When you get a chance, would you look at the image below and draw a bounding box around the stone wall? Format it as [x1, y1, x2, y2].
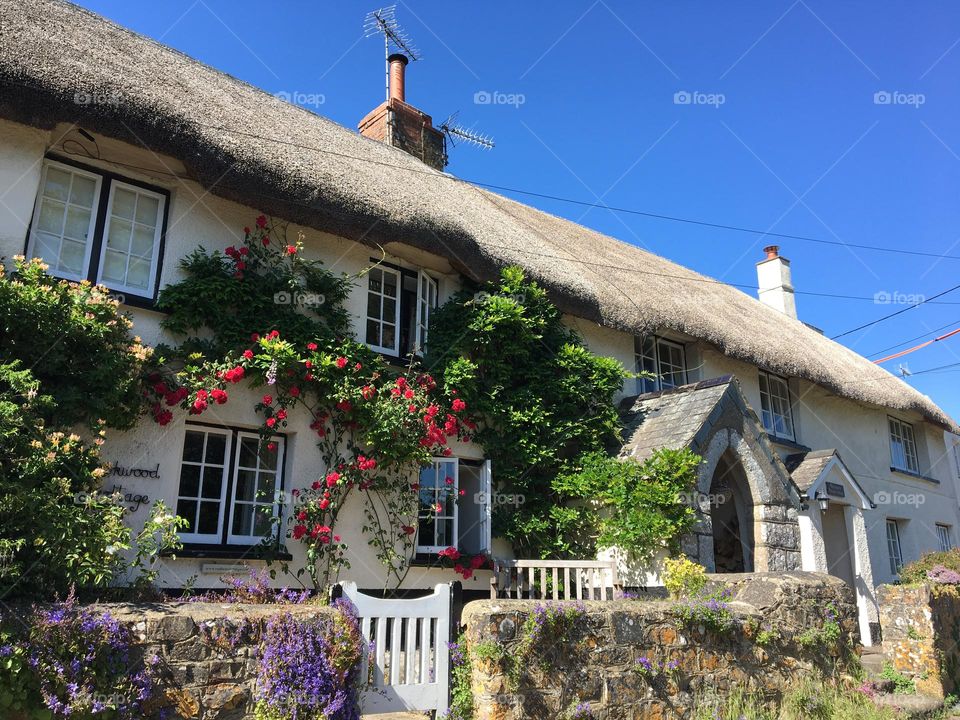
[39, 602, 336, 720]
[462, 572, 859, 720]
[878, 583, 960, 698]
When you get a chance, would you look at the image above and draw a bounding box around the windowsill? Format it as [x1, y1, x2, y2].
[889, 467, 940, 484]
[765, 434, 811, 452]
[163, 544, 293, 561]
[40, 271, 164, 313]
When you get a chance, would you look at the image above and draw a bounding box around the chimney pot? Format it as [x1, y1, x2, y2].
[388, 53, 408, 103]
[756, 246, 797, 319]
[763, 245, 780, 260]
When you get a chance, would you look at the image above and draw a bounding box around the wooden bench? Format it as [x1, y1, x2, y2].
[489, 559, 622, 601]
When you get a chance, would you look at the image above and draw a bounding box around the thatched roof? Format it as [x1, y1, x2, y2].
[1, 0, 955, 430]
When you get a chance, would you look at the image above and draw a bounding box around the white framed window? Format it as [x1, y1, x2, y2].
[937, 524, 953, 552]
[27, 160, 102, 281]
[96, 181, 165, 295]
[175, 425, 285, 546]
[889, 417, 919, 474]
[759, 371, 795, 441]
[635, 335, 687, 393]
[414, 270, 438, 355]
[175, 427, 232, 544]
[227, 432, 285, 545]
[416, 457, 492, 556]
[27, 158, 167, 300]
[365, 263, 440, 358]
[886, 519, 904, 577]
[365, 266, 401, 354]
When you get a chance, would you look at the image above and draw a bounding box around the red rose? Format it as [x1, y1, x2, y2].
[293, 524, 306, 539]
[307, 342, 318, 351]
[404, 389, 415, 399]
[333, 535, 341, 543]
[285, 245, 296, 255]
[326, 472, 340, 488]
[239, 247, 249, 256]
[251, 333, 260, 342]
[470, 554, 485, 569]
[461, 568, 474, 580]
[210, 389, 228, 404]
[244, 226, 251, 235]
[452, 398, 466, 412]
[235, 261, 246, 271]
[262, 236, 270, 246]
[454, 564, 464, 574]
[267, 442, 277, 452]
[311, 481, 321, 490]
[266, 417, 276, 428]
[276, 409, 287, 421]
[256, 215, 267, 228]
[336, 400, 352, 412]
[361, 386, 375, 400]
[354, 362, 362, 371]
[401, 525, 416, 536]
[319, 498, 330, 510]
[289, 387, 300, 397]
[243, 349, 254, 359]
[335, 357, 348, 369]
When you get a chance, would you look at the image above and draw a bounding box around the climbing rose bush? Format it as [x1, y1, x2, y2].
[149, 217, 475, 590]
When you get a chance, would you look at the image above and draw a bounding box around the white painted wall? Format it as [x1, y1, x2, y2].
[2, 117, 958, 593]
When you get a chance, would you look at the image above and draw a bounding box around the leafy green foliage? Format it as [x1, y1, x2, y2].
[553, 449, 700, 561]
[662, 557, 708, 599]
[425, 267, 627, 558]
[0, 257, 148, 430]
[878, 662, 916, 695]
[155, 218, 351, 361]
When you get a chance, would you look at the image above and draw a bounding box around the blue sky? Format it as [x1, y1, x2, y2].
[75, 0, 960, 419]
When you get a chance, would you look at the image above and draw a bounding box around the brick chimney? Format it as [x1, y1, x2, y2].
[756, 245, 798, 319]
[358, 53, 447, 171]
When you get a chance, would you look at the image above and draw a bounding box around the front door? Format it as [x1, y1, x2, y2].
[821, 504, 855, 587]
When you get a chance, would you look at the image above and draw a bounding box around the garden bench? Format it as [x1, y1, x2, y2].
[489, 558, 622, 601]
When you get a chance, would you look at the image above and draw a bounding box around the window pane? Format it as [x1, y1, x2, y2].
[101, 251, 127, 283]
[43, 167, 72, 201]
[232, 504, 253, 536]
[70, 175, 97, 207]
[126, 258, 151, 289]
[131, 226, 155, 257]
[238, 438, 259, 468]
[59, 240, 85, 275]
[106, 218, 132, 249]
[182, 431, 205, 462]
[367, 292, 381, 320]
[63, 206, 92, 241]
[365, 319, 380, 346]
[198, 502, 220, 534]
[201, 466, 223, 499]
[37, 200, 65, 234]
[178, 464, 201, 498]
[135, 195, 160, 226]
[254, 507, 274, 536]
[235, 469, 256, 501]
[257, 473, 277, 498]
[176, 500, 197, 533]
[382, 325, 396, 350]
[111, 187, 137, 220]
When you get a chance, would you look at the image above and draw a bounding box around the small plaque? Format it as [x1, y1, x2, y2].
[824, 481, 845, 498]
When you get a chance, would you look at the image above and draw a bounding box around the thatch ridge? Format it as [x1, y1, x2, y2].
[0, 0, 954, 430]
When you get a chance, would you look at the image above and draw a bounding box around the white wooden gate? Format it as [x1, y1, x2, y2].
[339, 582, 452, 716]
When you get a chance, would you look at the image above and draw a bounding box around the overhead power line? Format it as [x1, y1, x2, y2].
[867, 318, 960, 358]
[830, 283, 960, 340]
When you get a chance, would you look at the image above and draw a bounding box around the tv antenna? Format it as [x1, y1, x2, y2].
[898, 363, 912, 378]
[439, 112, 495, 151]
[364, 5, 420, 101]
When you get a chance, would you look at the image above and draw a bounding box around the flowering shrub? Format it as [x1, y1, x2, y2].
[189, 569, 311, 604]
[254, 600, 363, 720]
[898, 548, 960, 586]
[436, 546, 491, 581]
[927, 564, 960, 585]
[795, 603, 843, 650]
[151, 218, 474, 590]
[445, 636, 474, 720]
[0, 592, 158, 718]
[509, 601, 587, 689]
[671, 588, 735, 633]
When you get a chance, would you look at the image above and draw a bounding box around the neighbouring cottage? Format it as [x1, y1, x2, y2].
[1, 0, 959, 650]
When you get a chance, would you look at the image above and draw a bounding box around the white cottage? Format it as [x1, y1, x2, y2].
[1, 0, 959, 645]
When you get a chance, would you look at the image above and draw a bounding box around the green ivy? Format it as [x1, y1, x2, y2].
[425, 267, 627, 559]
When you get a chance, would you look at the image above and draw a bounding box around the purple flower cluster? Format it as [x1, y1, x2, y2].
[254, 602, 363, 720]
[24, 592, 158, 718]
[447, 640, 466, 667]
[634, 655, 681, 678]
[927, 564, 960, 585]
[189, 569, 312, 604]
[525, 601, 587, 646]
[672, 588, 735, 633]
[569, 702, 594, 719]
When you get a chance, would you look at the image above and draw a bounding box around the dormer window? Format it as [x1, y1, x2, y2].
[635, 335, 687, 394]
[758, 371, 795, 441]
[364, 262, 437, 358]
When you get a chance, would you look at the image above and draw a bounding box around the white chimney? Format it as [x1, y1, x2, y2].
[756, 245, 797, 319]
